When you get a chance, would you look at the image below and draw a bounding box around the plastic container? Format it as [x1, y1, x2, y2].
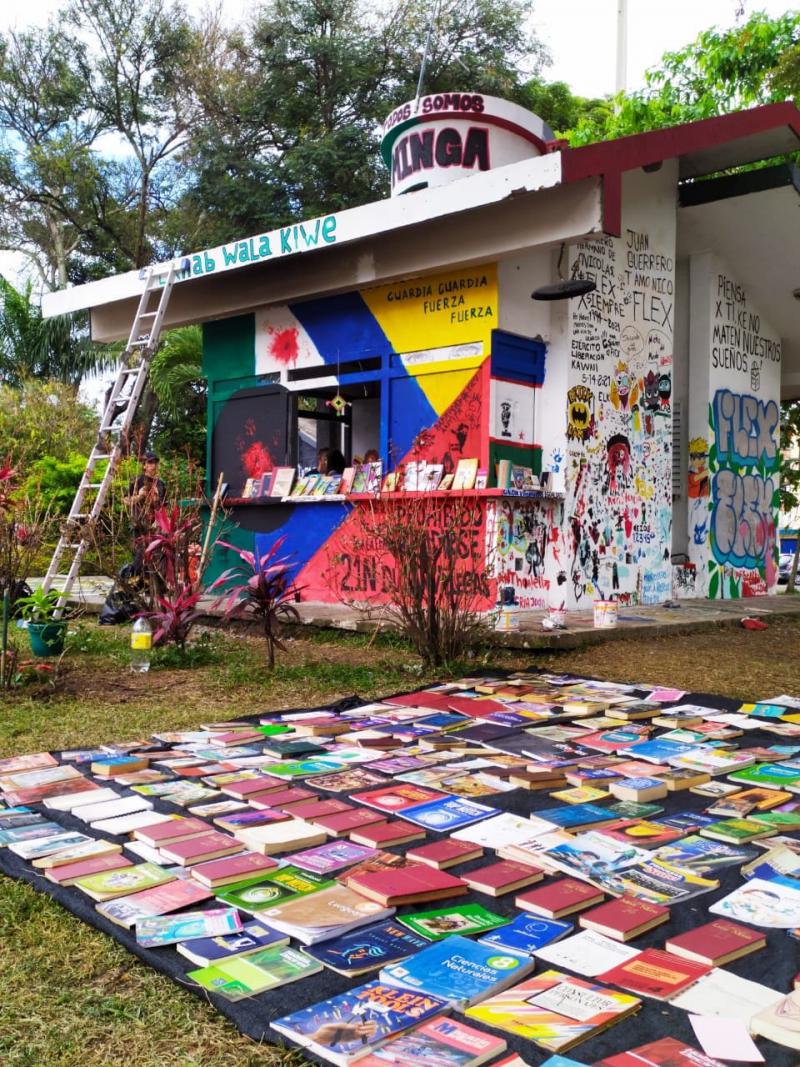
[130, 616, 152, 672]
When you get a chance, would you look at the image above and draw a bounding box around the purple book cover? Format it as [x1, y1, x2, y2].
[290, 840, 378, 874]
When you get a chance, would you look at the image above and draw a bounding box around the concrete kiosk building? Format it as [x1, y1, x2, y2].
[42, 98, 800, 613]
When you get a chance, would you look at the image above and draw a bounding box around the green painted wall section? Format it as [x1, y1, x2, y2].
[489, 442, 542, 485]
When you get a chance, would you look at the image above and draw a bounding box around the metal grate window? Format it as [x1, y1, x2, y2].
[672, 399, 683, 499]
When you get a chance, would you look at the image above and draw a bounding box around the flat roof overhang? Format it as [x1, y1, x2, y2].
[41, 102, 800, 347]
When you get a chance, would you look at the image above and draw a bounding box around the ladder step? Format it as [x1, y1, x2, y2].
[119, 366, 141, 375]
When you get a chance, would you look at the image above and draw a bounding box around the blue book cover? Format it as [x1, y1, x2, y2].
[534, 803, 617, 829]
[271, 981, 449, 1065]
[304, 921, 429, 975]
[478, 914, 574, 956]
[653, 834, 756, 873]
[400, 796, 496, 830]
[655, 812, 716, 832]
[176, 920, 289, 965]
[416, 713, 468, 730]
[541, 1057, 585, 1066]
[380, 934, 533, 1009]
[626, 739, 702, 763]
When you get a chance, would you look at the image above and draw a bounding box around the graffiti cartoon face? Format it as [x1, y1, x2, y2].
[687, 437, 709, 499]
[606, 433, 631, 493]
[658, 373, 671, 410]
[611, 360, 638, 411]
[566, 385, 594, 442]
[643, 370, 659, 412]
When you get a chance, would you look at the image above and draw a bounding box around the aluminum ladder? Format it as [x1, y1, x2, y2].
[41, 259, 185, 617]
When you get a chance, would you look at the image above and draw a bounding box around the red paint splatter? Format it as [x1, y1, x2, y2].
[242, 441, 273, 478]
[268, 327, 299, 365]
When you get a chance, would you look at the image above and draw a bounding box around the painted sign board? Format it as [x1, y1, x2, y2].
[381, 93, 553, 197]
[41, 151, 563, 321]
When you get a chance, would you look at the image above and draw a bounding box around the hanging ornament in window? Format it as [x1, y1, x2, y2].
[327, 392, 349, 417]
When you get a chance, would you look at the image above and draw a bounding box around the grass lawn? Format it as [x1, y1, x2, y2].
[3, 615, 800, 1066]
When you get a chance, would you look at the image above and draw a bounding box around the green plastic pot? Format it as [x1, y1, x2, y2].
[27, 621, 67, 657]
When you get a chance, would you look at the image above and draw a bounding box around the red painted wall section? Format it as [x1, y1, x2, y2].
[295, 365, 496, 606]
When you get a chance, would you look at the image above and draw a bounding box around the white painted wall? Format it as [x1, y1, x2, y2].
[687, 252, 782, 597]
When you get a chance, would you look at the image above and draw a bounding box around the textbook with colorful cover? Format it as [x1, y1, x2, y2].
[356, 1016, 507, 1067]
[260, 883, 394, 944]
[177, 919, 289, 966]
[304, 920, 430, 976]
[215, 865, 332, 912]
[398, 903, 505, 941]
[478, 913, 574, 956]
[135, 907, 242, 948]
[379, 935, 533, 1009]
[399, 796, 496, 831]
[188, 944, 322, 1000]
[465, 969, 641, 1053]
[271, 981, 450, 1066]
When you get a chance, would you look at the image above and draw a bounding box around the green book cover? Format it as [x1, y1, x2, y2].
[216, 866, 331, 911]
[750, 811, 800, 830]
[702, 818, 771, 841]
[608, 801, 663, 819]
[257, 724, 294, 737]
[728, 764, 800, 788]
[76, 862, 173, 898]
[188, 945, 321, 999]
[398, 902, 505, 941]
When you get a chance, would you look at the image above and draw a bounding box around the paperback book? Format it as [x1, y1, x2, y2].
[304, 920, 430, 976]
[398, 903, 505, 941]
[189, 944, 322, 1000]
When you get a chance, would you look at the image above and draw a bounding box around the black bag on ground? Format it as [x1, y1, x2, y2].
[98, 566, 141, 625]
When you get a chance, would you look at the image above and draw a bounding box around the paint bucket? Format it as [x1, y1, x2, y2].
[593, 600, 618, 628]
[494, 605, 520, 632]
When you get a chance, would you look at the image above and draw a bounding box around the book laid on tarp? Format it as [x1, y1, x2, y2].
[478, 913, 573, 957]
[135, 906, 242, 948]
[10, 831, 96, 861]
[664, 918, 766, 965]
[577, 895, 669, 942]
[46, 852, 133, 886]
[398, 903, 506, 941]
[591, 859, 718, 906]
[347, 864, 467, 906]
[750, 989, 800, 1050]
[595, 947, 711, 1000]
[464, 969, 640, 1053]
[650, 835, 756, 874]
[74, 862, 175, 901]
[271, 981, 450, 1066]
[188, 944, 322, 1000]
[533, 929, 640, 977]
[708, 874, 800, 927]
[96, 876, 214, 928]
[215, 865, 333, 912]
[176, 919, 288, 966]
[304, 920, 430, 976]
[379, 934, 534, 1009]
[405, 838, 484, 869]
[670, 968, 783, 1020]
[399, 796, 496, 831]
[260, 883, 394, 944]
[355, 1015, 507, 1067]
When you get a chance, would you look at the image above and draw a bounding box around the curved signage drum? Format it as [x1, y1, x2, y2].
[381, 92, 554, 197]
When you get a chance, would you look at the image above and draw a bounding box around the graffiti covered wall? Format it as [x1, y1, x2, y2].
[561, 168, 677, 608]
[688, 254, 781, 598]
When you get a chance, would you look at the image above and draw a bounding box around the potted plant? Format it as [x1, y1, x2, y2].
[15, 587, 70, 656]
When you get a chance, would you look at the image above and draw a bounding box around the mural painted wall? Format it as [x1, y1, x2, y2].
[485, 498, 566, 610]
[561, 170, 677, 609]
[688, 254, 781, 598]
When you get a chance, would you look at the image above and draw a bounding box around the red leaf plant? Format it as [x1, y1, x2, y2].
[209, 536, 302, 669]
[139, 505, 204, 652]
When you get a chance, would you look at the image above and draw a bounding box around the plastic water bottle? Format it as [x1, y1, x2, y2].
[130, 617, 152, 673]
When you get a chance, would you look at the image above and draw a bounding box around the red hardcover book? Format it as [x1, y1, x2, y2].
[310, 808, 388, 838]
[159, 831, 244, 866]
[596, 947, 712, 999]
[578, 896, 670, 941]
[406, 838, 484, 868]
[462, 860, 545, 897]
[278, 798, 352, 819]
[351, 783, 446, 814]
[664, 918, 767, 965]
[97, 877, 214, 928]
[45, 853, 133, 886]
[220, 776, 285, 799]
[250, 787, 316, 809]
[189, 851, 278, 887]
[348, 864, 467, 905]
[595, 1036, 725, 1066]
[515, 877, 604, 918]
[382, 691, 455, 711]
[133, 817, 210, 847]
[349, 820, 426, 847]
